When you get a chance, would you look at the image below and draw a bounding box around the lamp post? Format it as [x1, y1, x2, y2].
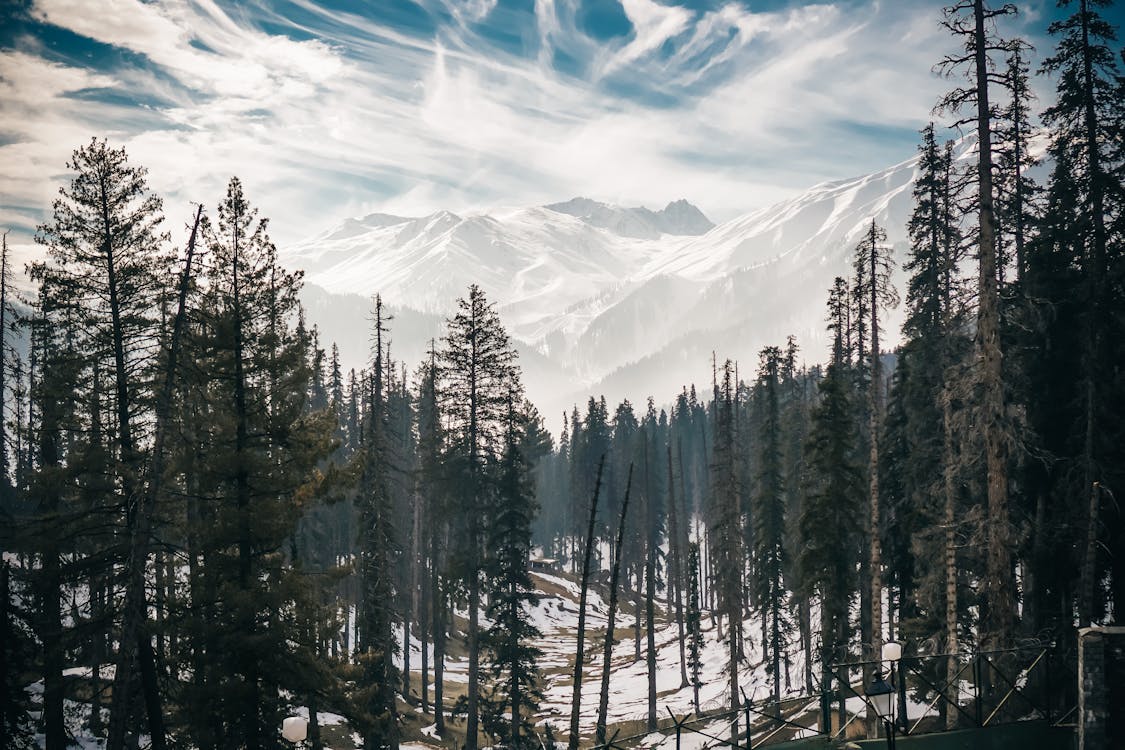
[882, 640, 908, 733]
[283, 715, 308, 747]
[864, 673, 895, 750]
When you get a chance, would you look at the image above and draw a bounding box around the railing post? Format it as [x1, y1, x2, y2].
[896, 658, 909, 734]
[821, 666, 832, 737]
[1045, 648, 1052, 724]
[973, 655, 983, 727]
[743, 696, 751, 749]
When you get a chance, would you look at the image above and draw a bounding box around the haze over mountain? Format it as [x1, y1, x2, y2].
[287, 141, 978, 428]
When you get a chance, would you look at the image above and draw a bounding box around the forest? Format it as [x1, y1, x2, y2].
[1, 0, 1123, 749]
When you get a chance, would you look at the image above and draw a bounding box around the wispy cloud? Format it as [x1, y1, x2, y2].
[0, 0, 1062, 250]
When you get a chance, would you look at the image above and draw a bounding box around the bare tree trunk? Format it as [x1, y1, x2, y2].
[568, 456, 604, 750]
[666, 447, 689, 688]
[433, 575, 446, 736]
[943, 384, 959, 731]
[634, 560, 642, 660]
[596, 465, 633, 745]
[970, 0, 1013, 650]
[644, 441, 657, 732]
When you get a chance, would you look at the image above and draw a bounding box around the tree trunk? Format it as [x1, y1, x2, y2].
[971, 0, 1013, 650]
[666, 447, 689, 689]
[644, 441, 657, 732]
[567, 456, 604, 750]
[942, 383, 959, 731]
[434, 577, 446, 736]
[596, 466, 633, 744]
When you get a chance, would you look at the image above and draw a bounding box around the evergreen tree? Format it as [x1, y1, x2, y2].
[851, 219, 898, 665]
[596, 464, 632, 745]
[1040, 0, 1125, 626]
[354, 296, 400, 750]
[685, 541, 704, 714]
[177, 177, 333, 749]
[938, 0, 1018, 648]
[893, 124, 973, 726]
[439, 284, 521, 750]
[31, 138, 174, 748]
[753, 345, 790, 709]
[799, 283, 865, 727]
[482, 394, 545, 750]
[709, 359, 743, 744]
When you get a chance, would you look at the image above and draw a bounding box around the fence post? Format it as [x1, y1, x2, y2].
[821, 666, 832, 737]
[973, 655, 983, 727]
[746, 699, 753, 748]
[1045, 648, 1052, 724]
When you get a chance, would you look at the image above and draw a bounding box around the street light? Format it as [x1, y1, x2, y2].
[283, 715, 308, 745]
[882, 640, 908, 733]
[865, 674, 896, 750]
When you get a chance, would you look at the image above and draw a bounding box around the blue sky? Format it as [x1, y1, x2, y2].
[0, 0, 1114, 251]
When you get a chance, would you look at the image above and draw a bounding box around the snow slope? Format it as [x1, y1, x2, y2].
[286, 143, 979, 423]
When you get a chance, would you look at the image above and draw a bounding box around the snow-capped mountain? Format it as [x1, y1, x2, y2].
[544, 197, 715, 239]
[286, 142, 977, 427]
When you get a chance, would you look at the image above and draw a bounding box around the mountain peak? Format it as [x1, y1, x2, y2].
[658, 199, 714, 235]
[544, 197, 713, 238]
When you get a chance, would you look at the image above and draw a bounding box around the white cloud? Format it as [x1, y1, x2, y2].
[601, 0, 693, 74]
[0, 0, 1055, 253]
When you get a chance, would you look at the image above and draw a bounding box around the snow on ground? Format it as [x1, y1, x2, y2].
[528, 568, 815, 738]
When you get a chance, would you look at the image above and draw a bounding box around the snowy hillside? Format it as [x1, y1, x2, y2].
[287, 143, 978, 424]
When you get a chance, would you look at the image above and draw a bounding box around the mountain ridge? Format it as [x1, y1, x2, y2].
[285, 144, 977, 427]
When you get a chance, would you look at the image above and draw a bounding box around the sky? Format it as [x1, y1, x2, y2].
[0, 0, 1111, 252]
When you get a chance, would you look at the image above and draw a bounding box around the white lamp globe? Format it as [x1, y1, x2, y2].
[282, 716, 308, 743]
[882, 640, 902, 662]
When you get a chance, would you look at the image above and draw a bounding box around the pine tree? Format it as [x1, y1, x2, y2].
[709, 360, 743, 744]
[177, 177, 333, 748]
[895, 124, 972, 728]
[938, 0, 1018, 648]
[685, 542, 704, 715]
[851, 219, 898, 666]
[798, 284, 865, 729]
[753, 345, 790, 710]
[994, 43, 1040, 287]
[355, 296, 400, 750]
[482, 394, 544, 750]
[22, 283, 83, 750]
[1040, 0, 1125, 626]
[415, 345, 446, 727]
[439, 284, 521, 750]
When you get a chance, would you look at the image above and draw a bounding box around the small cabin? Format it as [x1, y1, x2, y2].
[529, 557, 559, 573]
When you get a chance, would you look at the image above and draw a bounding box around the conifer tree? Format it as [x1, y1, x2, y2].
[22, 286, 82, 750]
[799, 284, 865, 728]
[32, 138, 174, 748]
[482, 393, 545, 750]
[567, 455, 603, 750]
[709, 360, 743, 744]
[851, 219, 898, 664]
[895, 124, 972, 727]
[1040, 0, 1125, 626]
[355, 296, 400, 750]
[753, 345, 789, 710]
[177, 177, 332, 749]
[439, 284, 521, 750]
[686, 542, 704, 714]
[938, 0, 1017, 648]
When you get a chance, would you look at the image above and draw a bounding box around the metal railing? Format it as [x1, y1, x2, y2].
[584, 642, 1076, 750]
